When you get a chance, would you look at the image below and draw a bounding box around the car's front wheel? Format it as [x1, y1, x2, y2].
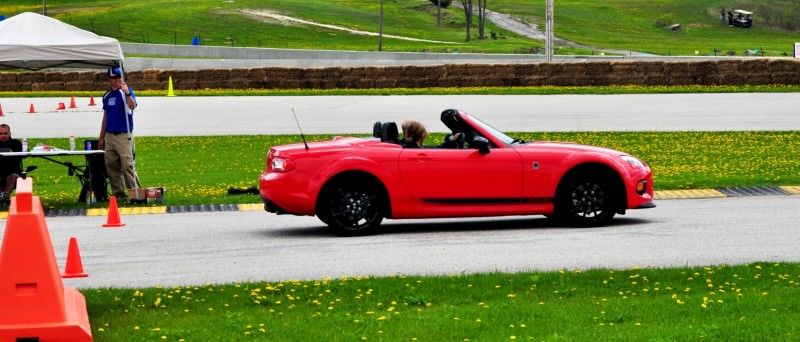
[318, 179, 384, 236]
[555, 173, 618, 227]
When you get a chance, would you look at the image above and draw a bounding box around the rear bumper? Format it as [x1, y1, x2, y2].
[259, 172, 315, 216]
[262, 198, 291, 214]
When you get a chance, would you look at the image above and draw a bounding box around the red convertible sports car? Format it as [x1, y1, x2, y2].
[260, 109, 655, 236]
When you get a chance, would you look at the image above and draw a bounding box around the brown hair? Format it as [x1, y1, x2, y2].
[401, 120, 427, 147]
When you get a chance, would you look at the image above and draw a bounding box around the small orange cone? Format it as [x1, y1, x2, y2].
[57, 102, 66, 110]
[0, 103, 4, 116]
[29, 103, 36, 113]
[69, 96, 78, 108]
[88, 96, 97, 106]
[102, 196, 126, 228]
[62, 237, 88, 278]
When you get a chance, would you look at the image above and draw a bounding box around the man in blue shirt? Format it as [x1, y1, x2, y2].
[98, 66, 140, 202]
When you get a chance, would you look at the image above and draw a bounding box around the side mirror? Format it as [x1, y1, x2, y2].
[471, 136, 490, 154]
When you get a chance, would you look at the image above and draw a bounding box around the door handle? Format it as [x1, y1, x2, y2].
[408, 153, 431, 162]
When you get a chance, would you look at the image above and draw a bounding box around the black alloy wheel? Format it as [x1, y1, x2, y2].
[557, 175, 616, 227]
[323, 182, 384, 236]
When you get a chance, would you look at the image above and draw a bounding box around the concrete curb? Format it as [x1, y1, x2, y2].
[0, 186, 796, 218]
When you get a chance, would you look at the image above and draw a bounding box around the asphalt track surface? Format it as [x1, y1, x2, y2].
[2, 92, 799, 138]
[4, 195, 789, 288]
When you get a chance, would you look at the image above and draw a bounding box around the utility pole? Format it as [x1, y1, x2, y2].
[42, 0, 47, 16]
[545, 0, 554, 62]
[378, 0, 384, 51]
[437, 0, 441, 27]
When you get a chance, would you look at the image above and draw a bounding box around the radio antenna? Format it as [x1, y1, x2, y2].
[292, 108, 309, 151]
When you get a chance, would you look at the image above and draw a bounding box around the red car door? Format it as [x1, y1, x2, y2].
[398, 148, 523, 203]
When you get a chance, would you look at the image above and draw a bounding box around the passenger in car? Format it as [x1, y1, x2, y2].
[400, 119, 427, 148]
[400, 119, 465, 149]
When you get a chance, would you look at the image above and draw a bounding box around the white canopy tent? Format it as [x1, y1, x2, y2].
[0, 12, 123, 70]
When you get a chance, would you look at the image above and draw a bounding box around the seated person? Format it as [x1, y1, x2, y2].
[0, 124, 22, 201]
[400, 119, 465, 149]
[400, 119, 427, 148]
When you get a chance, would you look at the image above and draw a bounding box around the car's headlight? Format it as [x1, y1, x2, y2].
[620, 155, 646, 169]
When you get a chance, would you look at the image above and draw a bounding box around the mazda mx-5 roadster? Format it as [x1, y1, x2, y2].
[260, 109, 654, 236]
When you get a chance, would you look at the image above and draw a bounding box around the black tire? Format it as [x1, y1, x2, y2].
[318, 180, 384, 236]
[555, 173, 617, 227]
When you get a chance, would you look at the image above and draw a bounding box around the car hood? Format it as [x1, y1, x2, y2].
[516, 141, 630, 156]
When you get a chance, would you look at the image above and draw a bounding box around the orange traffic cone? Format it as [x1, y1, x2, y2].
[62, 237, 88, 278]
[0, 103, 4, 116]
[102, 196, 125, 227]
[88, 96, 96, 106]
[69, 96, 78, 109]
[56, 102, 66, 110]
[29, 103, 36, 113]
[0, 177, 93, 340]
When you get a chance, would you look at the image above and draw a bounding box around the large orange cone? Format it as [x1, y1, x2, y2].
[88, 96, 96, 106]
[102, 196, 125, 227]
[56, 102, 66, 110]
[69, 96, 78, 109]
[0, 177, 93, 341]
[62, 237, 88, 278]
[29, 103, 36, 113]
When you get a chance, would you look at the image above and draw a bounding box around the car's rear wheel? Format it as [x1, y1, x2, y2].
[555, 173, 618, 227]
[318, 179, 384, 236]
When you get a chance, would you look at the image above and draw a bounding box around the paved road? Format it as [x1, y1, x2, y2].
[1, 195, 793, 288]
[1, 93, 798, 138]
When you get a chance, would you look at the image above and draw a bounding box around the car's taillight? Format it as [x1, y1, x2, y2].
[270, 157, 295, 172]
[266, 149, 275, 171]
[636, 180, 648, 195]
[266, 149, 294, 172]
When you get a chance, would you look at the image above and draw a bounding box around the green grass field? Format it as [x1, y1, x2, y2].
[85, 262, 800, 340]
[2, 0, 797, 55]
[23, 131, 800, 209]
[5, 84, 800, 98]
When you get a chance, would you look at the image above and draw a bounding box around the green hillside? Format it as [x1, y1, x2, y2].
[1, 0, 798, 55]
[491, 0, 799, 56]
[0, 0, 544, 54]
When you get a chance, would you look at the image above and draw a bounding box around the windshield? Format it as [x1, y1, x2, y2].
[468, 114, 515, 145]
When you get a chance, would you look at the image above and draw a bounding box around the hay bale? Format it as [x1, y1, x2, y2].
[719, 74, 745, 85]
[739, 60, 766, 73]
[770, 72, 800, 85]
[639, 61, 665, 75]
[611, 62, 639, 75]
[478, 77, 504, 87]
[688, 61, 716, 76]
[549, 76, 578, 86]
[499, 77, 522, 87]
[745, 73, 773, 85]
[767, 59, 800, 73]
[560, 63, 586, 77]
[584, 62, 612, 76]
[372, 79, 396, 88]
[663, 62, 690, 75]
[714, 60, 741, 73]
[520, 76, 548, 86]
[642, 75, 668, 86]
